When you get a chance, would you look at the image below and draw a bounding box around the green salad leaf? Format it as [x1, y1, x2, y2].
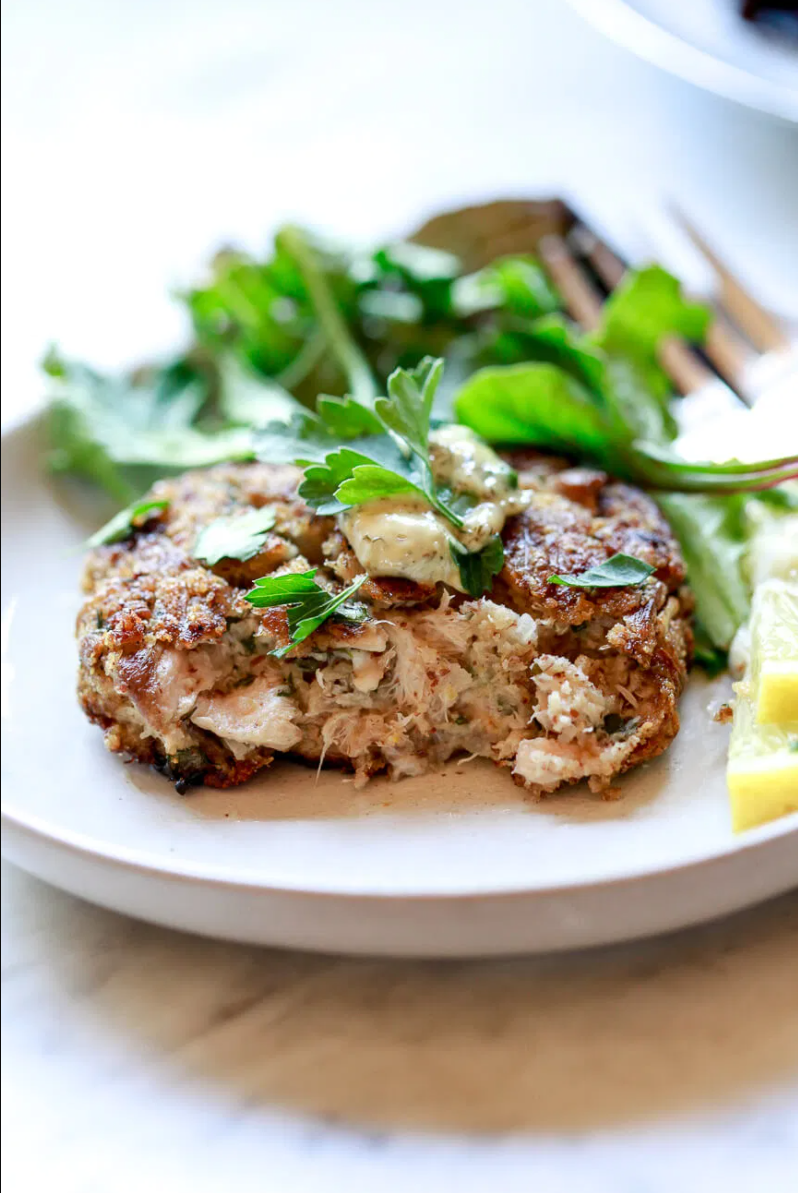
[215, 356, 301, 428]
[548, 553, 655, 589]
[276, 226, 378, 403]
[592, 265, 710, 398]
[453, 255, 560, 319]
[454, 362, 610, 455]
[655, 494, 750, 651]
[46, 353, 255, 501]
[193, 506, 277, 566]
[244, 569, 368, 656]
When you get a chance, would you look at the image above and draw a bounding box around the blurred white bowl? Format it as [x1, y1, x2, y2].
[565, 0, 798, 122]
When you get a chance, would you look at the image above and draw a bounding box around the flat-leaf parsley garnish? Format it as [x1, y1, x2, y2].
[194, 506, 277, 565]
[450, 536, 506, 599]
[277, 357, 468, 528]
[549, 552, 654, 589]
[87, 499, 169, 548]
[256, 357, 505, 595]
[244, 569, 368, 657]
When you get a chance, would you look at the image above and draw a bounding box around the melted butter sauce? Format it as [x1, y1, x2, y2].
[338, 426, 533, 591]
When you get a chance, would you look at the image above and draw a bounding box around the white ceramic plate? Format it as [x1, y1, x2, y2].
[2, 413, 797, 956]
[565, 0, 798, 123]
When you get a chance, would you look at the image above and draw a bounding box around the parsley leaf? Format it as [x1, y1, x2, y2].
[193, 506, 277, 565]
[376, 357, 441, 458]
[298, 447, 392, 514]
[281, 358, 467, 529]
[256, 411, 338, 467]
[244, 569, 368, 656]
[334, 466, 422, 506]
[449, 534, 505, 597]
[549, 553, 655, 589]
[315, 395, 382, 438]
[86, 499, 169, 548]
[375, 358, 465, 527]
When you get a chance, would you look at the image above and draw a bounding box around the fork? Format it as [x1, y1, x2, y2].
[534, 209, 796, 455]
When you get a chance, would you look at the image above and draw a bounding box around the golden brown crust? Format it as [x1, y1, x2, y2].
[497, 480, 686, 638]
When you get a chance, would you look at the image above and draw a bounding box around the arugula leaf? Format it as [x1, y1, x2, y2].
[277, 225, 377, 403]
[592, 265, 710, 399]
[631, 442, 798, 494]
[216, 356, 302, 427]
[450, 535, 505, 597]
[575, 266, 703, 446]
[454, 363, 611, 455]
[692, 622, 729, 677]
[454, 358, 796, 498]
[602, 357, 678, 444]
[549, 553, 655, 588]
[86, 499, 169, 548]
[453, 255, 560, 319]
[193, 506, 277, 565]
[655, 494, 750, 650]
[184, 239, 327, 383]
[244, 569, 368, 656]
[501, 315, 607, 395]
[46, 354, 254, 501]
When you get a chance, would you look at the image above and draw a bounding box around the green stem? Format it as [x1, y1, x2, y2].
[627, 445, 798, 494]
[634, 465, 798, 495]
[278, 225, 378, 403]
[275, 328, 327, 394]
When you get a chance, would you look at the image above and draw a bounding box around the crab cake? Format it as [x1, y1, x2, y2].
[76, 456, 691, 796]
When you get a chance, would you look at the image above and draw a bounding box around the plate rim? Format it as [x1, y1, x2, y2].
[564, 0, 798, 124]
[2, 795, 797, 901]
[2, 410, 797, 904]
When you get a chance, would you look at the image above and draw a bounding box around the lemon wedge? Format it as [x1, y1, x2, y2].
[748, 580, 798, 724]
[727, 693, 798, 832]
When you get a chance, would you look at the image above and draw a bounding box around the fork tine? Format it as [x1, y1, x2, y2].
[704, 319, 751, 393]
[571, 224, 752, 401]
[537, 234, 603, 330]
[671, 207, 789, 353]
[543, 231, 712, 395]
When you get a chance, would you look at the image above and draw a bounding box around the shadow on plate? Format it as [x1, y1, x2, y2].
[128, 752, 669, 826]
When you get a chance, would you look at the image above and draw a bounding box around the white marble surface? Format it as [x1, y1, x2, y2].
[2, 1, 798, 1188]
[3, 864, 798, 1193]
